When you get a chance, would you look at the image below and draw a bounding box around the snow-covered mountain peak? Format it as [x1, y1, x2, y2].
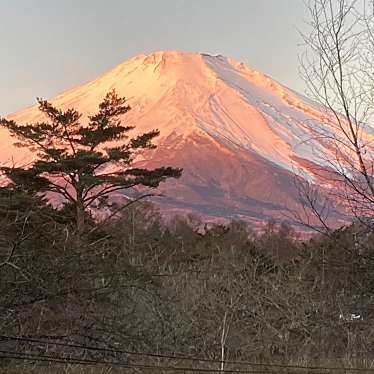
[3, 50, 368, 227]
[5, 50, 333, 173]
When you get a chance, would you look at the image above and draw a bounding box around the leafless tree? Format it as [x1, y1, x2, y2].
[300, 0, 374, 229]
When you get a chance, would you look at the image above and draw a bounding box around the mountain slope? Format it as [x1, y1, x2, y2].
[4, 51, 357, 227]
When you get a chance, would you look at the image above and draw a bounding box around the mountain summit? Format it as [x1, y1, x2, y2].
[3, 51, 353, 227]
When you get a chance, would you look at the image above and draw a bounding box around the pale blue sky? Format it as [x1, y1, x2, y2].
[0, 0, 307, 115]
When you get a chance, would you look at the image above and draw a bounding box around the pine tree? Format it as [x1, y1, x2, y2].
[0, 90, 182, 235]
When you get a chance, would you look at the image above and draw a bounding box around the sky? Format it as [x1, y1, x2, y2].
[0, 0, 308, 115]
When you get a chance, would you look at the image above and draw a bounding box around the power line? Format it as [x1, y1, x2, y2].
[0, 334, 372, 372]
[0, 334, 264, 367]
[0, 351, 92, 367]
[0, 334, 298, 369]
[0, 349, 310, 374]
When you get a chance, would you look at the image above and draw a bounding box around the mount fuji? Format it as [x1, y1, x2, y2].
[2, 51, 354, 228]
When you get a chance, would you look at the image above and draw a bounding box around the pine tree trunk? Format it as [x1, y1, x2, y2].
[76, 199, 85, 247]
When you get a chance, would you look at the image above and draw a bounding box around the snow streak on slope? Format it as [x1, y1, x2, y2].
[4, 50, 362, 226]
[7, 51, 340, 176]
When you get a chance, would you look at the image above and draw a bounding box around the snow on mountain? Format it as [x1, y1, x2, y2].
[3, 51, 359, 228]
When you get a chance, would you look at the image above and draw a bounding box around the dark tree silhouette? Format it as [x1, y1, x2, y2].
[0, 90, 182, 235]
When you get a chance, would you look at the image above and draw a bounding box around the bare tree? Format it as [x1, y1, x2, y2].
[300, 0, 374, 228]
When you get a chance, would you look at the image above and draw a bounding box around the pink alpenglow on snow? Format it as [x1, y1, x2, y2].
[4, 51, 363, 229]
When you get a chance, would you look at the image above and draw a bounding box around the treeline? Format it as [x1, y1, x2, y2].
[1, 187, 374, 373]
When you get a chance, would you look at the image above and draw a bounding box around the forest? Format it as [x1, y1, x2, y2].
[1, 188, 374, 373]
